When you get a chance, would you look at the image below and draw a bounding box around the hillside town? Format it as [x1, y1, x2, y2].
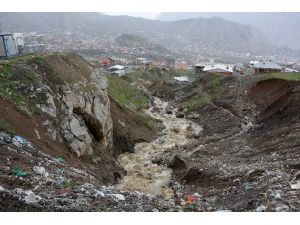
[1, 31, 300, 79]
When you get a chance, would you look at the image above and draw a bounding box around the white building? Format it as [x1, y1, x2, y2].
[109, 65, 125, 77]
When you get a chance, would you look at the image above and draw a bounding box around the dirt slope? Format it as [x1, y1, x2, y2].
[163, 74, 300, 211]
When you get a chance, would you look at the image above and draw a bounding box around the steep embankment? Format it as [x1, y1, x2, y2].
[163, 73, 300, 211]
[0, 53, 124, 183]
[107, 76, 161, 155]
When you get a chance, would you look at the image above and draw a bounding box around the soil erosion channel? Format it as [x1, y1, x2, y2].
[116, 97, 203, 199]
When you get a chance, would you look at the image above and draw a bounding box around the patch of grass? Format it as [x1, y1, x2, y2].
[182, 92, 212, 111]
[202, 73, 226, 95]
[108, 76, 150, 110]
[178, 74, 226, 112]
[0, 63, 13, 78]
[261, 72, 300, 81]
[0, 58, 41, 116]
[28, 55, 61, 85]
[0, 120, 15, 135]
[136, 112, 160, 132]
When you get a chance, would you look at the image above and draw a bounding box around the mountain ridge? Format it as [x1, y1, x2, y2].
[0, 12, 274, 53]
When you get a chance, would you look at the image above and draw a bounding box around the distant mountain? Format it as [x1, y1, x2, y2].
[115, 33, 170, 53]
[157, 12, 300, 50]
[0, 12, 274, 53]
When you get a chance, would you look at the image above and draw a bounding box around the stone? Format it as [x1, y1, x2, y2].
[275, 204, 289, 212]
[107, 194, 125, 201]
[256, 205, 267, 212]
[175, 111, 185, 118]
[40, 92, 57, 118]
[169, 155, 187, 170]
[34, 128, 41, 140]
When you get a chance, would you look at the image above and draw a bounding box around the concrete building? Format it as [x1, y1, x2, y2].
[0, 33, 18, 57]
[109, 65, 125, 77]
[195, 63, 234, 76]
[0, 33, 24, 57]
[250, 60, 282, 74]
[175, 61, 188, 70]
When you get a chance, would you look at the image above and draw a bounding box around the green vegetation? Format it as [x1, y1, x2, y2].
[0, 58, 40, 116]
[0, 52, 96, 117]
[27, 55, 61, 86]
[0, 120, 15, 135]
[179, 73, 226, 111]
[108, 76, 150, 110]
[181, 92, 212, 111]
[108, 74, 160, 133]
[201, 73, 226, 94]
[261, 72, 300, 81]
[136, 112, 160, 132]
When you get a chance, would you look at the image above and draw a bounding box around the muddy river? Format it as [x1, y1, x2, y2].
[116, 97, 203, 199]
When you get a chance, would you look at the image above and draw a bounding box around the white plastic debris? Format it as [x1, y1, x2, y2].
[256, 205, 267, 212]
[174, 76, 189, 82]
[24, 191, 42, 204]
[108, 194, 125, 201]
[12, 135, 25, 147]
[0, 186, 5, 191]
[94, 191, 105, 198]
[290, 180, 300, 190]
[33, 166, 49, 177]
[275, 204, 289, 212]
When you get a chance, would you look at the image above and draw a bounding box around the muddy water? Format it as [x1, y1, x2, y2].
[116, 97, 202, 199]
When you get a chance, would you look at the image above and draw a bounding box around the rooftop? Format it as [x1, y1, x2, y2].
[252, 60, 282, 70]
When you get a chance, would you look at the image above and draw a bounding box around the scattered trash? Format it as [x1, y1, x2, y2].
[55, 176, 66, 187]
[12, 166, 28, 177]
[0, 133, 12, 143]
[55, 157, 65, 164]
[33, 166, 49, 177]
[275, 204, 289, 212]
[256, 205, 267, 212]
[24, 190, 42, 204]
[107, 194, 125, 201]
[0, 186, 5, 191]
[274, 192, 281, 199]
[185, 194, 197, 204]
[290, 180, 300, 190]
[94, 191, 105, 198]
[12, 135, 25, 147]
[174, 76, 189, 82]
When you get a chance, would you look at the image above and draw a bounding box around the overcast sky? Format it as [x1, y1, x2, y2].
[104, 12, 160, 19]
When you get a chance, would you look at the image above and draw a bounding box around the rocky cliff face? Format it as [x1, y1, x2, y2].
[0, 52, 123, 182]
[34, 53, 113, 158]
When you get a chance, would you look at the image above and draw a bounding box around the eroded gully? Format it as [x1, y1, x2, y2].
[115, 97, 203, 199]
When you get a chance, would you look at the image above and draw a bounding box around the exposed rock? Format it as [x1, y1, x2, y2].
[40, 92, 57, 118]
[175, 111, 185, 118]
[169, 155, 187, 170]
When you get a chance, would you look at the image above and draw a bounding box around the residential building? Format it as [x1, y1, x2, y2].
[195, 63, 234, 76]
[175, 61, 188, 70]
[250, 60, 282, 74]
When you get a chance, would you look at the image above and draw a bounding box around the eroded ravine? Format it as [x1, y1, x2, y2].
[116, 97, 203, 199]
